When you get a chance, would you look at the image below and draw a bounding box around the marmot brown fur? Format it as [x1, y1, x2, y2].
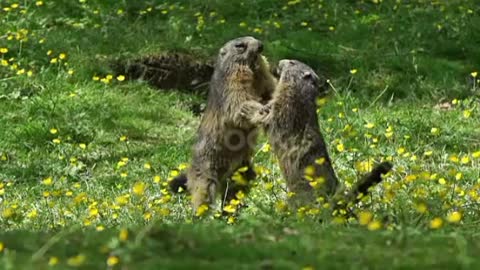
[169, 37, 276, 215]
[238, 59, 392, 209]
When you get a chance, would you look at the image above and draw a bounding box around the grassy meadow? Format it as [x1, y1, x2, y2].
[1, 0, 480, 269]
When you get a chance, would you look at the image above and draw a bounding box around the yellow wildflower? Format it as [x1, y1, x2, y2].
[42, 177, 53, 186]
[446, 211, 462, 223]
[27, 209, 38, 219]
[423, 151, 433, 157]
[316, 97, 327, 106]
[132, 181, 146, 196]
[415, 203, 428, 214]
[89, 208, 99, 218]
[196, 204, 209, 216]
[429, 217, 443, 229]
[236, 190, 245, 200]
[237, 166, 248, 173]
[170, 170, 179, 178]
[264, 182, 273, 191]
[67, 254, 86, 267]
[143, 212, 152, 221]
[449, 155, 459, 163]
[107, 256, 119, 266]
[355, 160, 373, 173]
[364, 122, 375, 129]
[358, 211, 373, 225]
[336, 143, 345, 152]
[309, 181, 319, 188]
[275, 201, 287, 212]
[438, 178, 447, 185]
[48, 257, 59, 266]
[261, 143, 271, 153]
[304, 165, 315, 176]
[223, 204, 236, 214]
[115, 194, 129, 206]
[367, 220, 382, 231]
[119, 228, 128, 241]
[315, 157, 326, 165]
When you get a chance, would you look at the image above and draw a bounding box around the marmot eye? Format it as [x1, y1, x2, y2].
[302, 71, 313, 80]
[234, 43, 247, 49]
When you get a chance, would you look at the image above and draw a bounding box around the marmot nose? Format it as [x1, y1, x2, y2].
[256, 42, 264, 53]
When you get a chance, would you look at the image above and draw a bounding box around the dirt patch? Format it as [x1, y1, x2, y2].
[111, 53, 214, 93]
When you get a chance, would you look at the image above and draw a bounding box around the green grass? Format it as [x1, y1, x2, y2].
[3, 223, 480, 269]
[0, 0, 480, 269]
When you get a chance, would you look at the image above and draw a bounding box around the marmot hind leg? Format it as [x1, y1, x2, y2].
[187, 168, 218, 216]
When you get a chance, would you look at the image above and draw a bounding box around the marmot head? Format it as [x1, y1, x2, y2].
[217, 36, 264, 71]
[277, 59, 330, 96]
[277, 59, 320, 90]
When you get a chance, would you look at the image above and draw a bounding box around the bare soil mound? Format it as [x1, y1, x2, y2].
[112, 53, 214, 93]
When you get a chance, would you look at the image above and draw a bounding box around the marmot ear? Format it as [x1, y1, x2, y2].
[302, 71, 313, 79]
[220, 47, 227, 57]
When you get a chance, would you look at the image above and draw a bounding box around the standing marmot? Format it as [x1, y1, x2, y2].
[238, 59, 392, 208]
[169, 37, 276, 215]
